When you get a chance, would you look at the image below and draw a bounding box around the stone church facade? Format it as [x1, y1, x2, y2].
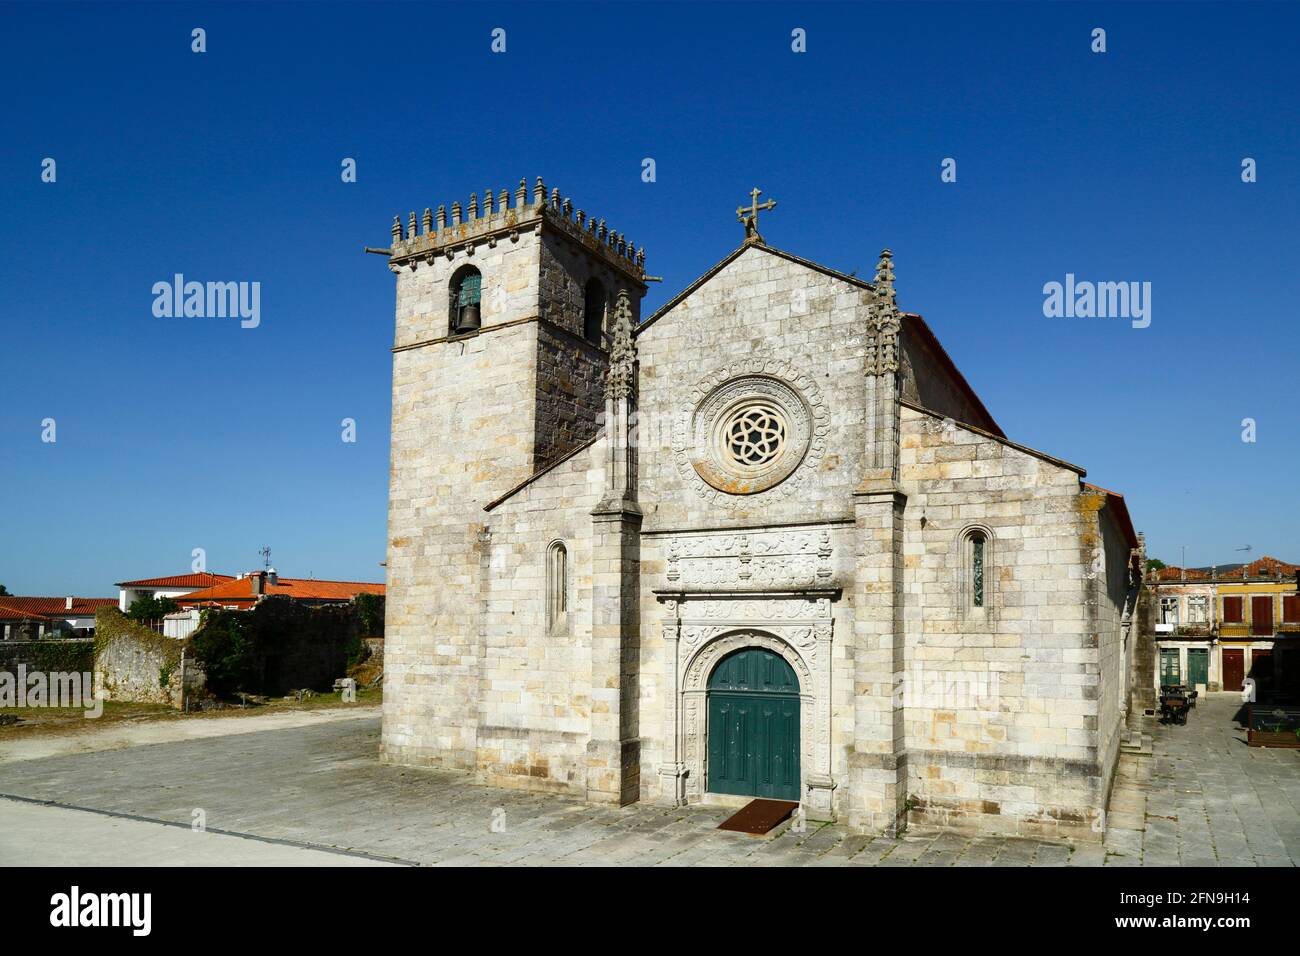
[376, 179, 1142, 841]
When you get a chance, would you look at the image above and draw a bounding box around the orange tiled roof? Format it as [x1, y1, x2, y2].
[0, 597, 117, 619]
[114, 572, 235, 588]
[0, 602, 51, 621]
[1151, 566, 1211, 582]
[1223, 556, 1298, 578]
[177, 576, 384, 604]
[1151, 556, 1297, 582]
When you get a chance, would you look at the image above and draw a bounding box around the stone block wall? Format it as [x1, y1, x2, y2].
[635, 246, 872, 531]
[534, 322, 606, 468]
[894, 406, 1121, 840]
[385, 320, 542, 770]
[476, 438, 606, 794]
[94, 608, 188, 707]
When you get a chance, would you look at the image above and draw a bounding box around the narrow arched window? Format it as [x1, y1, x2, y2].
[970, 530, 986, 607]
[583, 278, 605, 346]
[449, 266, 482, 335]
[959, 527, 991, 613]
[546, 541, 568, 631]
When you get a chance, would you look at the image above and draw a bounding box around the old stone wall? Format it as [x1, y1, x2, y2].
[94, 608, 189, 707]
[896, 406, 1109, 840]
[476, 439, 606, 794]
[1092, 496, 1133, 806]
[635, 245, 871, 531]
[534, 322, 606, 467]
[0, 640, 94, 679]
[384, 205, 641, 773]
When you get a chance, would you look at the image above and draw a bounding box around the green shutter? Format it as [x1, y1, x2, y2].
[1160, 648, 1182, 685]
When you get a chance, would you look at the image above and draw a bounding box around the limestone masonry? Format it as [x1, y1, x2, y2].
[376, 178, 1142, 841]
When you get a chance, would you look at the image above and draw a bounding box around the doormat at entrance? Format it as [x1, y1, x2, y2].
[717, 799, 800, 835]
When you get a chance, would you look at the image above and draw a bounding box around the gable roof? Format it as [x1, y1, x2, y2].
[636, 240, 875, 336]
[176, 576, 385, 604]
[0, 597, 117, 619]
[903, 400, 1083, 475]
[1083, 483, 1139, 551]
[1151, 556, 1298, 582]
[484, 433, 602, 513]
[634, 240, 1003, 438]
[115, 572, 235, 589]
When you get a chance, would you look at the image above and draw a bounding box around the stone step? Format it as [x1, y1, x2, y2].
[1120, 732, 1153, 756]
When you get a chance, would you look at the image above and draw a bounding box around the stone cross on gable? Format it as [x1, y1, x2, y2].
[736, 187, 776, 243]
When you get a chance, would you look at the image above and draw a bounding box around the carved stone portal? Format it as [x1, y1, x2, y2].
[656, 589, 838, 820]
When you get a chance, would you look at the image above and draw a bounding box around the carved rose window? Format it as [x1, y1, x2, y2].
[688, 375, 812, 495]
[723, 402, 787, 468]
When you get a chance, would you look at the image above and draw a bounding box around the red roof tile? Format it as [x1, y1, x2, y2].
[176, 576, 384, 605]
[1225, 556, 1298, 578]
[0, 597, 117, 619]
[114, 573, 235, 588]
[1150, 566, 1211, 582]
[1150, 556, 1296, 582]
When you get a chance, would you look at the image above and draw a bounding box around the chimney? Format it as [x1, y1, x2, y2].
[267, 568, 278, 587]
[251, 571, 266, 596]
[65, 597, 73, 611]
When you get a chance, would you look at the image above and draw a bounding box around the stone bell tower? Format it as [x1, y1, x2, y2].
[376, 177, 648, 771]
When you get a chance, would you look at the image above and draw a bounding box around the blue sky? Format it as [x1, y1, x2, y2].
[2, 2, 1297, 596]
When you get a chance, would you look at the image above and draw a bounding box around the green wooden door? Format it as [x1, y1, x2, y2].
[1159, 648, 1182, 685]
[1187, 648, 1209, 687]
[707, 647, 800, 801]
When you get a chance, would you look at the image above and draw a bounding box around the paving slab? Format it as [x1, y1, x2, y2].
[0, 692, 1295, 866]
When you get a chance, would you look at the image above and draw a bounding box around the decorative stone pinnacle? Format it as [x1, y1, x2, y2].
[408, 211, 417, 237]
[874, 249, 896, 303]
[484, 189, 494, 214]
[516, 178, 526, 208]
[866, 249, 901, 377]
[605, 290, 636, 401]
[469, 193, 478, 219]
[498, 188, 509, 210]
[422, 208, 432, 234]
[436, 205, 446, 229]
[534, 177, 545, 204]
[391, 216, 402, 242]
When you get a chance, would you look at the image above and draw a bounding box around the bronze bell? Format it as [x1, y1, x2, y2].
[455, 302, 481, 333]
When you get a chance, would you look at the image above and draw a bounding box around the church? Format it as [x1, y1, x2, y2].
[375, 178, 1142, 841]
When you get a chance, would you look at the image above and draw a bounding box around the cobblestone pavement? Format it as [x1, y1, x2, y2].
[1, 693, 1295, 866]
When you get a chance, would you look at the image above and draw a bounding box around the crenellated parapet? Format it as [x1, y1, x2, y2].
[385, 176, 647, 286]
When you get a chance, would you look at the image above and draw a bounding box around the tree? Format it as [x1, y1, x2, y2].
[0, 584, 9, 596]
[1146, 558, 1167, 571]
[126, 595, 180, 622]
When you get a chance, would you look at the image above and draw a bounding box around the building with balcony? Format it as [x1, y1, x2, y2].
[1146, 556, 1299, 696]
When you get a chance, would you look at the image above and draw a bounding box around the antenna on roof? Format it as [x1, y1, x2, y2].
[258, 546, 272, 570]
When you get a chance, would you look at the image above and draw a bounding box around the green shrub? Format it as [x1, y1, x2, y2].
[354, 592, 384, 637]
[189, 610, 254, 696]
[189, 595, 383, 698]
[126, 595, 180, 623]
[29, 640, 94, 674]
